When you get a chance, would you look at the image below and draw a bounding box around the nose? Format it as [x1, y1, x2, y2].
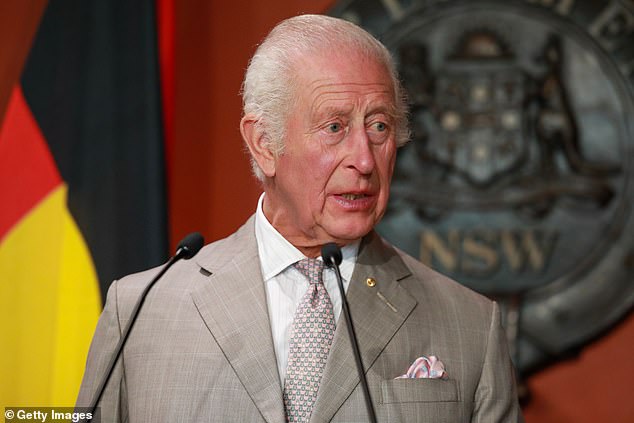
[346, 127, 376, 175]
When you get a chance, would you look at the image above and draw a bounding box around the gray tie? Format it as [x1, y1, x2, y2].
[283, 258, 336, 423]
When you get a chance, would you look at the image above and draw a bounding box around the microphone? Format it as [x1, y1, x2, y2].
[176, 232, 205, 259]
[85, 232, 204, 420]
[322, 243, 378, 423]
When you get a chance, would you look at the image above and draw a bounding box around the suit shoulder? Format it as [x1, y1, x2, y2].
[117, 216, 253, 280]
[109, 217, 256, 304]
[108, 264, 165, 297]
[394, 245, 495, 314]
[192, 215, 257, 271]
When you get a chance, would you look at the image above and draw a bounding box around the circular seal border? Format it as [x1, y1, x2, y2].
[330, 0, 634, 373]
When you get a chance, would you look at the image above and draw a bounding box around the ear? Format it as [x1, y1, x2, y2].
[240, 115, 276, 178]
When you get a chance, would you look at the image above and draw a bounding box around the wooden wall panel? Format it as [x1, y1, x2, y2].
[171, 1, 334, 246]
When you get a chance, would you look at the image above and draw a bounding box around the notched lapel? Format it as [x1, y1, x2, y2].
[190, 218, 285, 423]
[311, 232, 417, 422]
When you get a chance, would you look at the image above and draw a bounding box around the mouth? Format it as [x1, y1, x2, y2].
[332, 191, 377, 211]
[340, 193, 368, 201]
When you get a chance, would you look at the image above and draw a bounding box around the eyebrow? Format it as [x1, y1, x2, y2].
[313, 103, 354, 118]
[313, 96, 397, 114]
[366, 104, 397, 117]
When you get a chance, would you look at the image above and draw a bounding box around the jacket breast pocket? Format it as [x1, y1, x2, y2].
[378, 379, 462, 422]
[380, 378, 459, 403]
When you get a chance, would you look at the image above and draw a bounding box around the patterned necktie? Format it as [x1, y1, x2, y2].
[283, 258, 336, 423]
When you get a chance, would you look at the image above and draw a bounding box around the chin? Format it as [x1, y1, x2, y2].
[326, 221, 375, 243]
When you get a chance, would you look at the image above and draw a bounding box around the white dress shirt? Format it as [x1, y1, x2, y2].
[254, 193, 359, 384]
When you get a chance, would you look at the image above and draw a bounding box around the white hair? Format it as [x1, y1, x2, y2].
[241, 14, 409, 180]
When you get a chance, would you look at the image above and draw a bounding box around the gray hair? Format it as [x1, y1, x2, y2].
[241, 14, 409, 180]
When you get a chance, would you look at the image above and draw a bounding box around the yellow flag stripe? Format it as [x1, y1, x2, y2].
[0, 184, 101, 406]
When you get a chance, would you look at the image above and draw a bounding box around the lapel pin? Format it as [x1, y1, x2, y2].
[366, 277, 376, 287]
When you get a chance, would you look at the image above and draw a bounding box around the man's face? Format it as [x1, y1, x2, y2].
[262, 49, 398, 253]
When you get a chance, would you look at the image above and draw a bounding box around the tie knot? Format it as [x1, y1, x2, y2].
[293, 258, 324, 285]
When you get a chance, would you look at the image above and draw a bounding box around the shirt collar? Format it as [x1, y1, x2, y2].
[254, 193, 359, 281]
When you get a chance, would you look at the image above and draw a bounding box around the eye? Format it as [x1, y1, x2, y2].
[328, 122, 343, 133]
[374, 122, 387, 132]
[318, 120, 347, 144]
[367, 120, 391, 144]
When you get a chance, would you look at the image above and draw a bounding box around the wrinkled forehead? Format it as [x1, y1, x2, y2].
[292, 46, 395, 98]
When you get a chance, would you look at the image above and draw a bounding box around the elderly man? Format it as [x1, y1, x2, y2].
[77, 14, 523, 423]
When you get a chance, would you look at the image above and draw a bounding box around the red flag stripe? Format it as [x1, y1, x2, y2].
[0, 86, 62, 240]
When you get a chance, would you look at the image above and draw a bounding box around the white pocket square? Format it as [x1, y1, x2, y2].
[396, 355, 447, 379]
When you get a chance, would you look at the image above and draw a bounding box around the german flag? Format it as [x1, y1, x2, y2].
[0, 0, 168, 407]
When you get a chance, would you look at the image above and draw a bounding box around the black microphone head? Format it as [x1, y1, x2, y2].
[176, 232, 204, 259]
[321, 242, 343, 267]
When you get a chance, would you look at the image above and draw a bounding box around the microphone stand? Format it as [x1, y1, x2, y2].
[84, 233, 204, 421]
[322, 243, 378, 423]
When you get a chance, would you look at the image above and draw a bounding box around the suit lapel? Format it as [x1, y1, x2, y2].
[190, 217, 285, 423]
[311, 232, 417, 422]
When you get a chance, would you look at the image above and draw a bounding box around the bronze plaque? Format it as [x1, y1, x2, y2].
[330, 0, 634, 373]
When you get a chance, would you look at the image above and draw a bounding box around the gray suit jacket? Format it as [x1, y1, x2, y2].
[77, 216, 523, 422]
